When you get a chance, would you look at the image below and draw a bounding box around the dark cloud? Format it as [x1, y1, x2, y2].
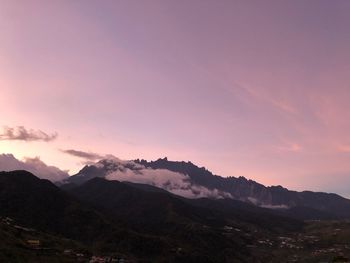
[0, 126, 57, 142]
[60, 149, 104, 161]
[0, 154, 68, 182]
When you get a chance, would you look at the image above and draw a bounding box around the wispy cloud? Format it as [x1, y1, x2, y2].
[60, 149, 104, 161]
[274, 141, 302, 153]
[336, 144, 350, 153]
[0, 126, 57, 142]
[239, 83, 298, 114]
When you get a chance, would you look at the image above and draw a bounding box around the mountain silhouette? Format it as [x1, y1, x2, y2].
[65, 157, 350, 219]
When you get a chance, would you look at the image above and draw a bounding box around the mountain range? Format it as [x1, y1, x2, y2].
[2, 157, 350, 261]
[0, 170, 303, 262]
[64, 157, 350, 220]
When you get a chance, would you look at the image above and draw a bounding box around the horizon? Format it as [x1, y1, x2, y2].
[1, 0, 350, 197]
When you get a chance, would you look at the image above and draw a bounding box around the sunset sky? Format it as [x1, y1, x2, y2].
[1, 0, 350, 196]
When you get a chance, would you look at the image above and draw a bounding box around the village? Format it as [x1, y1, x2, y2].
[3, 215, 350, 262]
[220, 221, 350, 262]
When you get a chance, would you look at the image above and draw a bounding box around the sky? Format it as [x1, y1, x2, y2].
[1, 0, 350, 196]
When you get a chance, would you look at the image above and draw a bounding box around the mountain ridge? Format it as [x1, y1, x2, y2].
[64, 157, 350, 219]
[0, 170, 304, 262]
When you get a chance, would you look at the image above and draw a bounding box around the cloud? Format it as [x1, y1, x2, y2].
[0, 126, 57, 142]
[60, 149, 104, 161]
[0, 154, 68, 182]
[260, 204, 289, 209]
[99, 157, 232, 199]
[247, 197, 289, 209]
[274, 142, 302, 153]
[239, 83, 298, 114]
[336, 144, 350, 153]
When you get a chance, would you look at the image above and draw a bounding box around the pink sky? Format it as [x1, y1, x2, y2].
[1, 0, 350, 196]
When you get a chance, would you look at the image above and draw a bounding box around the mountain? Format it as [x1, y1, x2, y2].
[64, 157, 350, 219]
[0, 171, 190, 260]
[6, 169, 350, 262]
[68, 178, 302, 233]
[0, 170, 114, 240]
[2, 161, 350, 262]
[0, 170, 303, 262]
[137, 158, 350, 219]
[66, 177, 305, 262]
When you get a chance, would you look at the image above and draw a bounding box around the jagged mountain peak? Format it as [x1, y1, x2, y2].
[65, 157, 233, 200]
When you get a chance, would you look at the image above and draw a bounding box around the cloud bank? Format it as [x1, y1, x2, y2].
[98, 158, 232, 199]
[0, 154, 69, 182]
[0, 126, 57, 142]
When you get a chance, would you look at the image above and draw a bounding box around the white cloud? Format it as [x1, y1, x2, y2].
[102, 158, 232, 199]
[0, 154, 69, 182]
